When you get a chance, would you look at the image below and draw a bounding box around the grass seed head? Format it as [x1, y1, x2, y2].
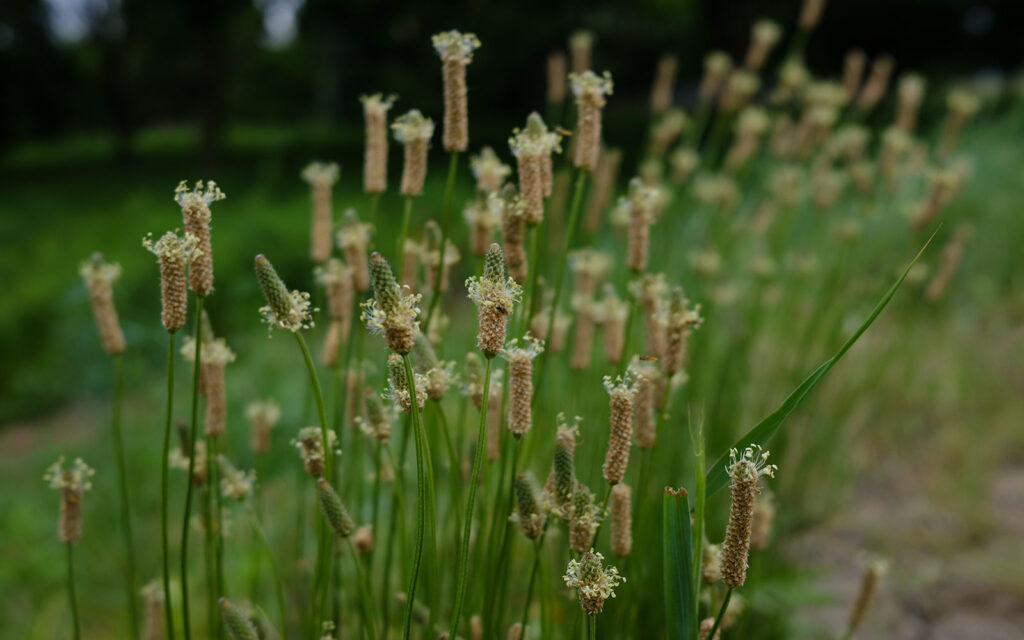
[502, 335, 544, 436]
[602, 374, 638, 485]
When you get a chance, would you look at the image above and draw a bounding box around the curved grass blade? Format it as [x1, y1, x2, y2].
[663, 487, 696, 640]
[704, 231, 938, 497]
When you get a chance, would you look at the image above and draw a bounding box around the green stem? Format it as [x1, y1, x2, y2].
[382, 440, 409, 637]
[294, 332, 333, 482]
[181, 294, 205, 640]
[518, 533, 545, 636]
[66, 543, 80, 640]
[369, 440, 383, 572]
[202, 487, 216, 639]
[691, 417, 706, 615]
[434, 401, 462, 537]
[211, 435, 225, 639]
[536, 168, 588, 395]
[484, 437, 522, 637]
[248, 508, 289, 640]
[397, 196, 414, 268]
[347, 538, 380, 640]
[369, 193, 382, 243]
[161, 331, 177, 640]
[424, 151, 460, 332]
[618, 293, 638, 375]
[110, 353, 140, 638]
[448, 357, 493, 637]
[401, 354, 430, 640]
[588, 613, 596, 640]
[706, 588, 732, 640]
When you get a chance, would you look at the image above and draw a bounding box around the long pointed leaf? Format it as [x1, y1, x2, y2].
[704, 233, 937, 497]
[663, 487, 697, 640]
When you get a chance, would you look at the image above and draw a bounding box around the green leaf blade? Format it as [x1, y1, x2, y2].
[663, 487, 697, 640]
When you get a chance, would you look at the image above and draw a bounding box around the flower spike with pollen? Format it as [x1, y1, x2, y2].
[563, 550, 625, 615]
[720, 445, 777, 589]
[466, 243, 522, 358]
[143, 231, 198, 332]
[569, 70, 614, 171]
[45, 457, 95, 543]
[502, 335, 544, 437]
[361, 93, 396, 194]
[432, 30, 481, 152]
[174, 179, 224, 296]
[393, 109, 435, 197]
[253, 254, 315, 333]
[362, 252, 421, 355]
[80, 253, 126, 355]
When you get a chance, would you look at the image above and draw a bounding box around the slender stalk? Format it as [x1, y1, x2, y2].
[181, 294, 205, 640]
[210, 435, 225, 639]
[369, 440, 383, 571]
[248, 508, 289, 640]
[294, 332, 333, 482]
[161, 331, 178, 640]
[110, 353, 140, 638]
[484, 437, 522, 637]
[707, 588, 732, 640]
[369, 193, 382, 241]
[588, 613, 596, 640]
[66, 543, 80, 640]
[518, 533, 546, 635]
[434, 401, 462, 538]
[401, 354, 430, 640]
[618, 292, 638, 375]
[448, 356, 493, 637]
[424, 151, 460, 332]
[382, 439, 409, 637]
[201, 487, 216, 639]
[397, 196, 414, 268]
[691, 415, 706, 615]
[347, 538, 380, 640]
[536, 169, 589, 394]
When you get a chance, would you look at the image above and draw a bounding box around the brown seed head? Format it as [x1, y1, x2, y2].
[610, 483, 632, 556]
[663, 285, 703, 378]
[602, 375, 637, 485]
[568, 31, 594, 75]
[392, 109, 435, 197]
[80, 253, 126, 355]
[467, 243, 522, 358]
[45, 457, 95, 544]
[699, 52, 732, 103]
[175, 180, 224, 296]
[847, 554, 888, 632]
[569, 484, 599, 553]
[293, 426, 337, 478]
[650, 54, 678, 113]
[721, 446, 777, 588]
[432, 31, 480, 152]
[584, 147, 623, 233]
[246, 399, 280, 455]
[143, 231, 197, 332]
[362, 252, 420, 355]
[631, 360, 658, 448]
[547, 51, 568, 103]
[360, 94, 396, 194]
[798, 0, 827, 29]
[302, 162, 340, 263]
[503, 336, 544, 436]
[470, 146, 511, 194]
[570, 71, 614, 171]
[563, 550, 625, 615]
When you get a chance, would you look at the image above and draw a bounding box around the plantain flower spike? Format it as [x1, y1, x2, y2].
[510, 112, 564, 225]
[316, 477, 356, 538]
[175, 179, 224, 296]
[466, 243, 522, 358]
[219, 598, 259, 640]
[502, 335, 544, 437]
[45, 456, 95, 543]
[393, 109, 435, 197]
[512, 472, 547, 539]
[362, 252, 421, 355]
[361, 93, 396, 194]
[143, 231, 198, 332]
[432, 30, 481, 152]
[301, 161, 340, 263]
[471, 146, 512, 194]
[563, 550, 625, 615]
[254, 254, 314, 333]
[80, 252, 127, 355]
[570, 71, 614, 171]
[721, 445, 777, 588]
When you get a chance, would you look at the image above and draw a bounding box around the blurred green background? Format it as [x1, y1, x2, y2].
[2, 1, 1024, 639]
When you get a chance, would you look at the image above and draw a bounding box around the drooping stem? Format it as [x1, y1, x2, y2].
[247, 507, 289, 640]
[706, 588, 733, 640]
[181, 294, 205, 640]
[401, 354, 430, 640]
[536, 169, 589, 395]
[347, 538, 380, 640]
[424, 151, 460, 332]
[66, 543, 80, 640]
[110, 353, 140, 638]
[161, 331, 178, 640]
[448, 356, 493, 637]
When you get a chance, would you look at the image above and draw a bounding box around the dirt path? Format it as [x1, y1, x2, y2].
[789, 462, 1024, 639]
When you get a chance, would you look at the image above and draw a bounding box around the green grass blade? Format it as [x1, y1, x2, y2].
[704, 232, 938, 497]
[663, 487, 696, 640]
